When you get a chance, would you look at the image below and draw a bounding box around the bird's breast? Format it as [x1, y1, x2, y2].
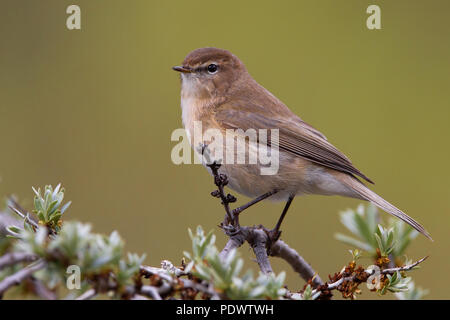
[180, 96, 208, 143]
[180, 92, 225, 144]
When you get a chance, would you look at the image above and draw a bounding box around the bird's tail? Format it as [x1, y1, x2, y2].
[339, 174, 432, 241]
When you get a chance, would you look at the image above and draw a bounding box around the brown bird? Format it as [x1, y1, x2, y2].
[173, 47, 431, 241]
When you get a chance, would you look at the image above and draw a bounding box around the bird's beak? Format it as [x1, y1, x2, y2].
[172, 66, 192, 73]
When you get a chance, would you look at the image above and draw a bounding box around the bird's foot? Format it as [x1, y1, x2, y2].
[221, 223, 240, 237]
[260, 225, 281, 255]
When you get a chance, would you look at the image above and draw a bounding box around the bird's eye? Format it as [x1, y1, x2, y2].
[207, 64, 218, 74]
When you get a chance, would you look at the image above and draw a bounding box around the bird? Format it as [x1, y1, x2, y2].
[172, 47, 431, 241]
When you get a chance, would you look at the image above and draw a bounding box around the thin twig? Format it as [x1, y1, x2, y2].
[0, 252, 38, 270]
[8, 206, 39, 230]
[140, 285, 162, 300]
[381, 256, 428, 274]
[131, 294, 150, 300]
[322, 256, 428, 292]
[76, 288, 97, 300]
[0, 211, 21, 236]
[208, 162, 235, 225]
[140, 265, 219, 299]
[140, 266, 173, 282]
[8, 197, 40, 230]
[0, 260, 46, 298]
[28, 277, 57, 300]
[182, 279, 219, 299]
[161, 260, 189, 277]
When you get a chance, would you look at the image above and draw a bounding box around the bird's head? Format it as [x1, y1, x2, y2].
[173, 47, 247, 100]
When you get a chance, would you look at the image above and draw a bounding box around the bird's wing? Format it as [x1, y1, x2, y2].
[213, 101, 374, 183]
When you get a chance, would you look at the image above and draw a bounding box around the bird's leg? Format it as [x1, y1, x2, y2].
[265, 196, 294, 246]
[232, 189, 278, 217]
[221, 189, 278, 235]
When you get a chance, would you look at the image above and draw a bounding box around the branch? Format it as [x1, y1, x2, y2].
[0, 211, 21, 236]
[0, 260, 46, 298]
[247, 228, 273, 274]
[219, 225, 323, 284]
[8, 198, 40, 231]
[381, 256, 428, 274]
[0, 252, 38, 270]
[208, 161, 236, 226]
[140, 286, 162, 300]
[313, 256, 428, 297]
[161, 260, 189, 277]
[218, 227, 248, 261]
[0, 182, 428, 300]
[270, 240, 323, 287]
[28, 277, 57, 300]
[75, 288, 97, 300]
[140, 265, 220, 299]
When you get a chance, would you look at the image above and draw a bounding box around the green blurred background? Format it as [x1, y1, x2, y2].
[1, 0, 449, 299]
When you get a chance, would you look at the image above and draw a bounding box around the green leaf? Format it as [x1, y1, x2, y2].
[61, 201, 71, 214]
[335, 233, 372, 251]
[353, 211, 374, 245]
